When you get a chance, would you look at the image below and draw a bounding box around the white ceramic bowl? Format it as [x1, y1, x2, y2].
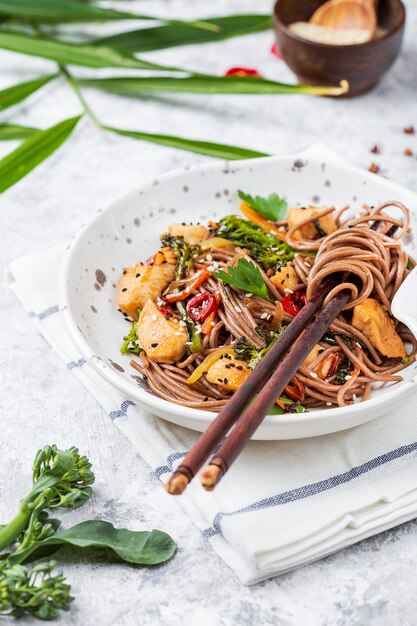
[60, 149, 417, 440]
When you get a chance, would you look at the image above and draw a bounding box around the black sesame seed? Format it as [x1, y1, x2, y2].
[286, 273, 290, 279]
[151, 342, 158, 348]
[236, 365, 243, 371]
[203, 397, 209, 402]
[217, 378, 223, 383]
[202, 371, 208, 376]
[123, 270, 127, 275]
[220, 355, 224, 359]
[142, 375, 148, 381]
[121, 287, 127, 292]
[280, 279, 285, 285]
[135, 273, 141, 278]
[223, 378, 228, 384]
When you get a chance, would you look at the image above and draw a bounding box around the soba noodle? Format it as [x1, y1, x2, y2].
[121, 201, 416, 412]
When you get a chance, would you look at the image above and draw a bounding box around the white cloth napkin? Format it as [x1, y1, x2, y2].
[9, 145, 417, 585]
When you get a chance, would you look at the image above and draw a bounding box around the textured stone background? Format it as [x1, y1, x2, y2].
[1, 1, 417, 624]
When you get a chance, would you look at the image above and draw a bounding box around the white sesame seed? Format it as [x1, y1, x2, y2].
[235, 306, 241, 313]
[175, 331, 182, 336]
[179, 320, 186, 326]
[185, 286, 191, 292]
[260, 312, 268, 320]
[356, 341, 362, 347]
[206, 254, 213, 262]
[345, 375, 352, 380]
[284, 288, 294, 294]
[326, 402, 332, 406]
[212, 261, 219, 268]
[353, 394, 358, 402]
[310, 371, 318, 378]
[210, 321, 216, 327]
[245, 293, 253, 298]
[266, 314, 271, 320]
[151, 314, 157, 321]
[207, 265, 215, 272]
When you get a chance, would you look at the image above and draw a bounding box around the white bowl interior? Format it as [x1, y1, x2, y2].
[61, 155, 417, 439]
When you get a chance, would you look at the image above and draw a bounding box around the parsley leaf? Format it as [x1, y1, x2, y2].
[238, 189, 288, 222]
[214, 258, 271, 301]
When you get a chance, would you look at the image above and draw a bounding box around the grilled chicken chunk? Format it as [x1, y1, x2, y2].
[167, 223, 208, 245]
[118, 248, 176, 320]
[206, 355, 251, 393]
[136, 300, 187, 364]
[288, 206, 337, 241]
[352, 298, 406, 358]
[271, 262, 304, 294]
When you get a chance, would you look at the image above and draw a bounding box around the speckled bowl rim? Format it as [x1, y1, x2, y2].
[272, 0, 405, 50]
[60, 154, 417, 438]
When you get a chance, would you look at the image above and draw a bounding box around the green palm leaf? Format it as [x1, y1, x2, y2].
[0, 0, 148, 22]
[0, 31, 176, 71]
[0, 123, 39, 140]
[0, 115, 81, 193]
[96, 14, 271, 53]
[0, 74, 55, 111]
[83, 75, 349, 96]
[106, 126, 268, 160]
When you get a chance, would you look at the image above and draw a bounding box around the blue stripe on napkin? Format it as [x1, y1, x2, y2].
[203, 440, 417, 537]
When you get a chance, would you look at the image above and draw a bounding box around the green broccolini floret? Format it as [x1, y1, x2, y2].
[0, 445, 94, 555]
[0, 561, 73, 620]
[215, 215, 296, 270]
[234, 327, 285, 370]
[160, 234, 200, 280]
[160, 234, 202, 354]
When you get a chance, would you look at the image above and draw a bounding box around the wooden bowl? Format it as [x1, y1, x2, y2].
[273, 0, 405, 96]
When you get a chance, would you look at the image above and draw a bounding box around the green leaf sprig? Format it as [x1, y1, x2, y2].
[215, 258, 271, 301]
[238, 189, 288, 222]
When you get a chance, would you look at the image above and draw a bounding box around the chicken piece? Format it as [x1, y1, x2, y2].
[270, 262, 304, 295]
[167, 223, 209, 245]
[206, 355, 251, 393]
[352, 298, 406, 358]
[118, 249, 176, 320]
[287, 206, 337, 241]
[136, 300, 187, 364]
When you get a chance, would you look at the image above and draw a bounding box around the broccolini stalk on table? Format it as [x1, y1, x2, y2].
[0, 445, 94, 553]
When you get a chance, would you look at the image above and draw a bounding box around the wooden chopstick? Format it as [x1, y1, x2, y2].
[165, 277, 338, 495]
[200, 290, 351, 490]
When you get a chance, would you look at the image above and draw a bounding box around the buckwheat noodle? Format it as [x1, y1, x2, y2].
[131, 202, 416, 411]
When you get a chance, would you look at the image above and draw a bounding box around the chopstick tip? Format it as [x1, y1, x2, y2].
[165, 472, 189, 496]
[200, 464, 222, 491]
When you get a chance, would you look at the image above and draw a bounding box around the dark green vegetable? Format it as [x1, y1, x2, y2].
[0, 445, 94, 553]
[0, 561, 72, 620]
[215, 215, 297, 270]
[215, 258, 271, 301]
[161, 234, 200, 280]
[238, 189, 288, 222]
[234, 328, 285, 370]
[7, 521, 176, 568]
[161, 234, 203, 354]
[0, 445, 176, 621]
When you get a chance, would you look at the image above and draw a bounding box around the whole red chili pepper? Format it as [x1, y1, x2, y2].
[282, 289, 307, 316]
[224, 67, 261, 77]
[186, 292, 217, 323]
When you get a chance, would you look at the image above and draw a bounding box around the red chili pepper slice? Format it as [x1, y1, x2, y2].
[186, 292, 217, 323]
[224, 67, 261, 77]
[282, 289, 307, 316]
[270, 43, 282, 59]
